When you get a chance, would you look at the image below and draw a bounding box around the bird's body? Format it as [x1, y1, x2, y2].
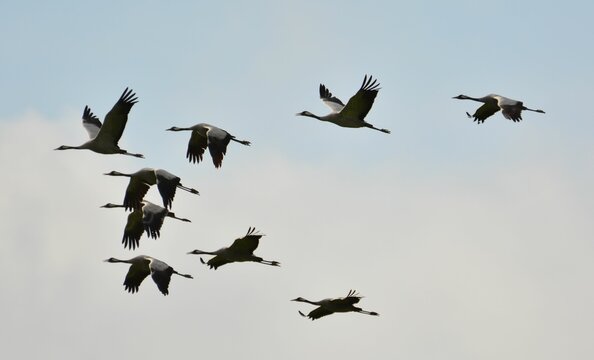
[101, 201, 191, 250]
[104, 168, 199, 210]
[292, 290, 379, 320]
[297, 75, 390, 134]
[55, 88, 144, 157]
[166, 123, 250, 168]
[453, 94, 545, 123]
[187, 227, 280, 269]
[104, 255, 193, 295]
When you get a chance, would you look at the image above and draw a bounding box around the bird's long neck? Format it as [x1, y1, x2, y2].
[167, 127, 193, 132]
[106, 171, 131, 177]
[301, 112, 322, 120]
[192, 250, 217, 255]
[101, 203, 126, 209]
[297, 298, 320, 306]
[56, 145, 85, 150]
[108, 258, 132, 264]
[459, 95, 486, 102]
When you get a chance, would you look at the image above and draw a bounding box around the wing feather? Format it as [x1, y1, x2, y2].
[500, 104, 523, 122]
[155, 169, 181, 209]
[123, 259, 151, 293]
[469, 100, 500, 123]
[82, 106, 102, 139]
[206, 127, 232, 168]
[187, 130, 207, 164]
[228, 227, 262, 254]
[94, 88, 138, 145]
[123, 178, 151, 211]
[151, 267, 173, 295]
[206, 255, 233, 270]
[141, 203, 167, 239]
[339, 75, 380, 121]
[305, 306, 334, 320]
[319, 84, 345, 113]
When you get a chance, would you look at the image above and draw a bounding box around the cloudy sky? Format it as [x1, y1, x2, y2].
[1, 1, 593, 359]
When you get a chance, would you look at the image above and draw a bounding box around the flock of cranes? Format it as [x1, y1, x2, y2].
[55, 75, 545, 319]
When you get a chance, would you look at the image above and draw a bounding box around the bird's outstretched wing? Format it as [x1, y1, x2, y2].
[123, 178, 151, 211]
[141, 203, 167, 239]
[206, 127, 233, 168]
[95, 88, 138, 145]
[151, 267, 173, 296]
[303, 306, 334, 320]
[204, 255, 233, 270]
[319, 84, 345, 113]
[82, 106, 102, 139]
[122, 209, 144, 250]
[187, 130, 208, 164]
[342, 289, 362, 304]
[123, 259, 151, 293]
[155, 169, 181, 209]
[228, 227, 263, 254]
[339, 75, 380, 121]
[468, 100, 499, 123]
[500, 104, 523, 122]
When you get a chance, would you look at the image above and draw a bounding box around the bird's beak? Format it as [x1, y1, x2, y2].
[187, 251, 195, 255]
[290, 298, 299, 301]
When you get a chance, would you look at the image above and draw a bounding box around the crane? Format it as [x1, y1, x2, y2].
[104, 168, 199, 210]
[187, 227, 280, 269]
[292, 289, 379, 320]
[166, 123, 250, 168]
[104, 255, 192, 296]
[55, 88, 144, 157]
[453, 94, 545, 123]
[296, 75, 390, 133]
[101, 201, 191, 250]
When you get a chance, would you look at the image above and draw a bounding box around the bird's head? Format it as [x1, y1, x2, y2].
[452, 94, 469, 100]
[291, 297, 307, 302]
[165, 126, 182, 131]
[103, 257, 119, 263]
[100, 203, 122, 208]
[296, 111, 315, 118]
[103, 170, 120, 176]
[187, 250, 207, 255]
[54, 145, 71, 150]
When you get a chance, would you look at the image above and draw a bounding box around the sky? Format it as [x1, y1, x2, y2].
[1, 1, 593, 359]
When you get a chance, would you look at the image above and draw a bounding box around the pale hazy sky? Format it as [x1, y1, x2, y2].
[1, 1, 593, 359]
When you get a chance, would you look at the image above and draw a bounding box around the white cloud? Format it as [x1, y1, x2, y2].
[1, 111, 592, 359]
